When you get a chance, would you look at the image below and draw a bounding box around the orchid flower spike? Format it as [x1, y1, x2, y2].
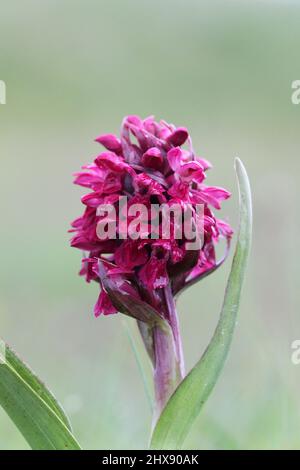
[70, 115, 233, 419]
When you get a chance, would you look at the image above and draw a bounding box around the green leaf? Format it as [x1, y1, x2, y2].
[150, 158, 252, 450]
[0, 341, 81, 450]
[5, 345, 72, 431]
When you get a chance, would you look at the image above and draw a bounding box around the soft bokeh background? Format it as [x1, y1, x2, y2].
[0, 0, 299, 450]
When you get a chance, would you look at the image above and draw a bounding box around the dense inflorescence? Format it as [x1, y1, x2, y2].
[70, 115, 233, 318]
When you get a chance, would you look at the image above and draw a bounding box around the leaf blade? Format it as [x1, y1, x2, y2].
[0, 343, 81, 450]
[150, 158, 252, 450]
[5, 345, 72, 431]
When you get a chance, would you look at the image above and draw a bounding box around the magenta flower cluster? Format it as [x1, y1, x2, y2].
[70, 115, 233, 319]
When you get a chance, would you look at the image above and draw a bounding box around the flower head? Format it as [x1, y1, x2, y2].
[70, 115, 233, 320]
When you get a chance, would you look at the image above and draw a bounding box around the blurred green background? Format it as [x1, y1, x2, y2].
[0, 0, 299, 450]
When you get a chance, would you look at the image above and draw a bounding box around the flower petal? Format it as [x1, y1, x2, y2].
[142, 147, 163, 170]
[95, 134, 122, 154]
[139, 256, 169, 290]
[94, 290, 118, 317]
[167, 147, 183, 172]
[114, 240, 149, 270]
[167, 127, 189, 146]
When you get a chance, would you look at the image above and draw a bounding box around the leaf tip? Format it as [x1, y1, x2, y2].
[234, 157, 245, 176]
